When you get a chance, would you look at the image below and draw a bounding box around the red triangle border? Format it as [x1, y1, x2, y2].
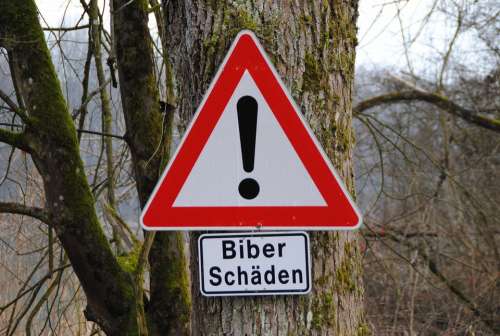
[141, 31, 362, 230]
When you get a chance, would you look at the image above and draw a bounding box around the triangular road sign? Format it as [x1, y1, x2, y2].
[141, 31, 362, 230]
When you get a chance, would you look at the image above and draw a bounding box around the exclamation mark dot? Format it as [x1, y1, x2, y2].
[237, 96, 259, 200]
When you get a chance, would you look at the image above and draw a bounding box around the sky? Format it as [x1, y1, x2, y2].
[35, 0, 450, 70]
[357, 0, 435, 67]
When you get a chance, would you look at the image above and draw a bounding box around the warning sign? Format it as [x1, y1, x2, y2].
[198, 232, 311, 296]
[141, 30, 362, 230]
[174, 71, 325, 207]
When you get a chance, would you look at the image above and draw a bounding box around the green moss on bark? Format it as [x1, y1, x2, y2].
[303, 53, 322, 93]
[1, 2, 138, 334]
[118, 246, 141, 274]
[335, 258, 357, 293]
[148, 232, 191, 334]
[357, 322, 371, 336]
[311, 290, 337, 330]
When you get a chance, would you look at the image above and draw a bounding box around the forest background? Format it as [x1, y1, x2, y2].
[0, 0, 499, 335]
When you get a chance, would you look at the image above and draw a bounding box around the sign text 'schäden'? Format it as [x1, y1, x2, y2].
[199, 232, 310, 296]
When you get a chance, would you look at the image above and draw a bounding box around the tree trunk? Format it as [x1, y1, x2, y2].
[112, 0, 191, 334]
[164, 0, 367, 335]
[0, 1, 137, 334]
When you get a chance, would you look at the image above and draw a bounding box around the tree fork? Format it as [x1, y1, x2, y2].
[0, 1, 138, 334]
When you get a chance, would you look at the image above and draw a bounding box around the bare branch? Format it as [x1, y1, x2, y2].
[354, 90, 500, 133]
[135, 232, 155, 277]
[0, 88, 29, 122]
[103, 202, 139, 248]
[379, 229, 500, 333]
[77, 129, 124, 140]
[133, 231, 156, 335]
[73, 78, 112, 120]
[0, 129, 31, 152]
[0, 202, 50, 224]
[42, 24, 90, 32]
[438, 6, 462, 90]
[1, 122, 124, 140]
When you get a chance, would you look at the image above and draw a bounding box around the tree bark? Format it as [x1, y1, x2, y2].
[2, 0, 191, 334]
[112, 0, 191, 334]
[0, 1, 137, 334]
[163, 0, 367, 335]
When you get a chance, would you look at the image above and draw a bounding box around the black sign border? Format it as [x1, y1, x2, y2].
[199, 231, 310, 296]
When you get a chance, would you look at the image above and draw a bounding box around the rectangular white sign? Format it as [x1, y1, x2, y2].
[198, 231, 311, 296]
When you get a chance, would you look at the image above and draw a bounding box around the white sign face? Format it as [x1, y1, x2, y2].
[198, 232, 311, 296]
[174, 71, 325, 207]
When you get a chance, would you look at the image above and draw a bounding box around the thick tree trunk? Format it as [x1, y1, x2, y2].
[164, 1, 367, 335]
[0, 1, 137, 334]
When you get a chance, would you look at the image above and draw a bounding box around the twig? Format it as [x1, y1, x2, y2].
[42, 24, 90, 32]
[77, 129, 124, 140]
[0, 89, 29, 123]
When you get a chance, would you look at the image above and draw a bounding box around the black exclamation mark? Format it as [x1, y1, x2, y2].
[237, 96, 259, 200]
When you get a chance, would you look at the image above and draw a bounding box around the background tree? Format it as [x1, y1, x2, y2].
[353, 0, 500, 334]
[0, 0, 189, 334]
